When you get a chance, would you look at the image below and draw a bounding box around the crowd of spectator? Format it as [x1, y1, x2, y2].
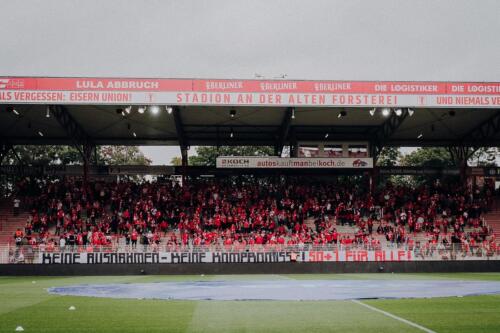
[7, 176, 497, 258]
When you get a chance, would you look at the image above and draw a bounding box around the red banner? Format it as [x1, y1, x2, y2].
[1, 77, 499, 107]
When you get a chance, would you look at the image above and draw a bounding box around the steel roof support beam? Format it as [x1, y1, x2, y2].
[275, 107, 293, 156]
[51, 105, 97, 187]
[444, 111, 500, 175]
[0, 141, 13, 165]
[173, 106, 189, 166]
[448, 146, 475, 181]
[446, 111, 500, 179]
[448, 146, 476, 165]
[370, 109, 409, 160]
[50, 105, 96, 162]
[459, 110, 500, 148]
[173, 106, 187, 148]
[289, 128, 298, 157]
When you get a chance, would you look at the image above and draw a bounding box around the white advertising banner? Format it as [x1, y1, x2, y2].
[216, 157, 373, 169]
[36, 249, 472, 264]
[1, 91, 499, 108]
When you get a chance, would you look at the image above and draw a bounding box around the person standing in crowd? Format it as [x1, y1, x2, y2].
[25, 246, 35, 264]
[59, 236, 66, 252]
[13, 197, 20, 216]
[14, 228, 24, 247]
[131, 229, 138, 249]
[15, 250, 25, 264]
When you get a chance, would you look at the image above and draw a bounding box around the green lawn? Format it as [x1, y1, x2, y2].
[0, 273, 499, 333]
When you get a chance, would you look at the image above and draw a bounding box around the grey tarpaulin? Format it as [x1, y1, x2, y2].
[48, 280, 500, 301]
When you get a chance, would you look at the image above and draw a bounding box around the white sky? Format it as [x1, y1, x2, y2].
[1, 0, 499, 81]
[1, 0, 499, 164]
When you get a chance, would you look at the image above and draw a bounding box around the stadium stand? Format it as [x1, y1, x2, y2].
[2, 177, 498, 259]
[486, 198, 500, 241]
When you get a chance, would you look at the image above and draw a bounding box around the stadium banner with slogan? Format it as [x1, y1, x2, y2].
[1, 77, 500, 107]
[216, 157, 373, 169]
[38, 249, 462, 264]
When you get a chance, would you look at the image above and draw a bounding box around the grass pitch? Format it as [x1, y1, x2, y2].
[0, 273, 499, 333]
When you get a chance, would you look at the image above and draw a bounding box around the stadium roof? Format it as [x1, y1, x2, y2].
[1, 104, 499, 148]
[0, 77, 499, 148]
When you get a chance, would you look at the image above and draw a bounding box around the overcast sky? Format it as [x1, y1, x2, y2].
[1, 0, 499, 163]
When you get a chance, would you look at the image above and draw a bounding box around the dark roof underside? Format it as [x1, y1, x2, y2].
[1, 105, 499, 147]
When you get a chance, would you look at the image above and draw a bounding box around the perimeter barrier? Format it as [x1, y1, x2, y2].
[2, 243, 499, 265]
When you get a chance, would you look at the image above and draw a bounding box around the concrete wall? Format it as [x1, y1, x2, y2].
[1, 261, 499, 276]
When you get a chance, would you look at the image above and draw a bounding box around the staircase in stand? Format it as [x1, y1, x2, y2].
[484, 197, 500, 244]
[0, 200, 29, 246]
